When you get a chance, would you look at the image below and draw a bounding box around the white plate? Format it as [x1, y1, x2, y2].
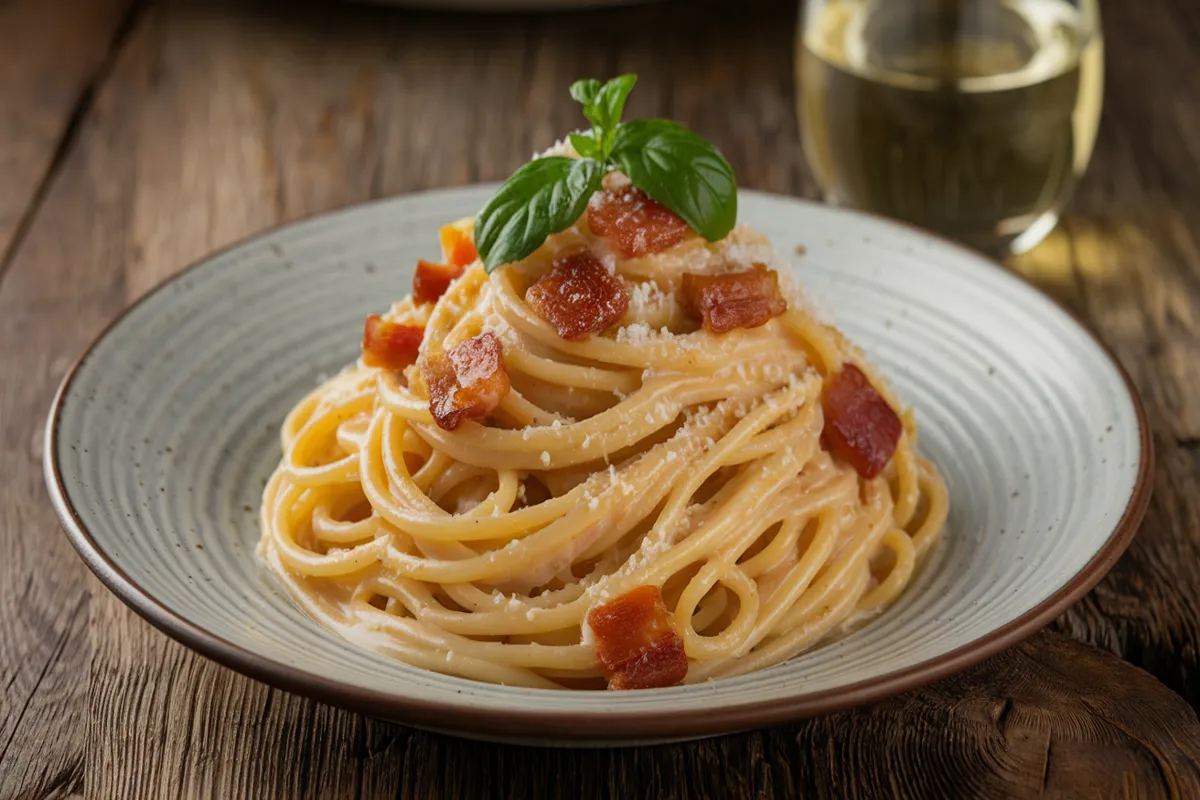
[46, 187, 1151, 745]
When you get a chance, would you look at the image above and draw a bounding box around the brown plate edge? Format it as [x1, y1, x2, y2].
[42, 191, 1156, 745]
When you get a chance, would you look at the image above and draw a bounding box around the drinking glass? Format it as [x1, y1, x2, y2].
[797, 0, 1103, 256]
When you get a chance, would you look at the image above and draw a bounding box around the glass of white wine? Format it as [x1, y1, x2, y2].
[797, 0, 1104, 256]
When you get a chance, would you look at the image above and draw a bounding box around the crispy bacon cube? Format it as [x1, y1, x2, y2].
[362, 314, 424, 371]
[526, 252, 630, 341]
[587, 188, 690, 258]
[439, 223, 478, 268]
[586, 585, 688, 690]
[680, 264, 788, 334]
[423, 332, 510, 431]
[821, 364, 902, 479]
[413, 259, 465, 305]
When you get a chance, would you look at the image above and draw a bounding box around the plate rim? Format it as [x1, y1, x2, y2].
[43, 187, 1154, 742]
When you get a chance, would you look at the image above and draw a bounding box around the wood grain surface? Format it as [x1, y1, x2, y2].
[2, 0, 1199, 797]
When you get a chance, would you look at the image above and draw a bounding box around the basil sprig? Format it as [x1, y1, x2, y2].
[474, 74, 737, 271]
[611, 119, 738, 243]
[473, 157, 605, 275]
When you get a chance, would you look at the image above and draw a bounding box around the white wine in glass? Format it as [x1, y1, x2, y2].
[798, 0, 1103, 255]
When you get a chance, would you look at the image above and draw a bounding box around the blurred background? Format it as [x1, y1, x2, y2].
[799, 0, 1102, 256]
[14, 0, 1177, 308]
[5, 1, 1200, 797]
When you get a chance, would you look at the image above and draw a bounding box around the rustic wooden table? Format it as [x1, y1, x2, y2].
[3, 0, 1200, 797]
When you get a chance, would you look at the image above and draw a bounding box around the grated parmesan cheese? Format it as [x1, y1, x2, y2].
[536, 136, 580, 159]
[616, 322, 653, 345]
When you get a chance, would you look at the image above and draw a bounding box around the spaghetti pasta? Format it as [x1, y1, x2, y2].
[258, 181, 949, 690]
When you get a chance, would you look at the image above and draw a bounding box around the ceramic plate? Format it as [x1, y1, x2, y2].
[45, 187, 1151, 745]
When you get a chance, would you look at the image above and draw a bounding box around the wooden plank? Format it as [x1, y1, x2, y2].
[0, 0, 1197, 795]
[1012, 0, 1200, 710]
[0, 0, 136, 279]
[83, 7, 360, 797]
[81, 4, 465, 797]
[379, 632, 1200, 799]
[0, 2, 140, 798]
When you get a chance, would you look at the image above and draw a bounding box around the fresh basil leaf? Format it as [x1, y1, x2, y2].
[474, 156, 605, 271]
[570, 75, 638, 152]
[569, 79, 602, 108]
[590, 74, 637, 139]
[569, 131, 600, 159]
[610, 119, 737, 241]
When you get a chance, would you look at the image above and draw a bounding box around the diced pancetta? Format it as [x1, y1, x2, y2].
[423, 332, 510, 431]
[586, 585, 688, 690]
[439, 223, 478, 268]
[526, 252, 630, 341]
[361, 314, 424, 371]
[821, 364, 902, 479]
[413, 259, 465, 305]
[680, 264, 788, 334]
[587, 188, 690, 257]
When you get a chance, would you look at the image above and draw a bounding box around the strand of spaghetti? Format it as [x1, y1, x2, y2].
[889, 434, 921, 528]
[630, 381, 819, 560]
[501, 345, 642, 394]
[348, 410, 763, 633]
[353, 600, 594, 670]
[779, 311, 841, 375]
[855, 527, 917, 614]
[677, 563, 761, 659]
[675, 474, 856, 659]
[282, 390, 374, 485]
[360, 406, 728, 541]
[376, 372, 435, 424]
[411, 448, 454, 492]
[687, 494, 890, 680]
[737, 517, 806, 579]
[912, 461, 950, 557]
[371, 440, 691, 582]
[400, 372, 778, 470]
[312, 491, 379, 545]
[688, 586, 731, 633]
[341, 602, 563, 689]
[265, 478, 390, 577]
[697, 566, 871, 682]
[729, 502, 854, 658]
[496, 386, 566, 427]
[775, 491, 893, 632]
[419, 266, 489, 353]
